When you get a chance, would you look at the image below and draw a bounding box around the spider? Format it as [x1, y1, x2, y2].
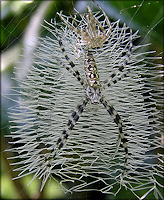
[45, 0, 133, 168]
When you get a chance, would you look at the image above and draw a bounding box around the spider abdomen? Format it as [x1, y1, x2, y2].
[85, 51, 101, 103]
[85, 51, 100, 88]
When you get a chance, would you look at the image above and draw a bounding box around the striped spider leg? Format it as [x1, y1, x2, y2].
[50, 97, 89, 161]
[99, 96, 128, 163]
[102, 28, 133, 90]
[43, 20, 86, 89]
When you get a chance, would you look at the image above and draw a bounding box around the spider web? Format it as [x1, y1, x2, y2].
[2, 1, 163, 199]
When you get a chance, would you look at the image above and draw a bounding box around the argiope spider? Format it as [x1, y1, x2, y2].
[44, 0, 133, 168]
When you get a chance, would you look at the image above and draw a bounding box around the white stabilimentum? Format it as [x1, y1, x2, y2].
[7, 1, 163, 199]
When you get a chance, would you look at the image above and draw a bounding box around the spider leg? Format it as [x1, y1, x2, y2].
[101, 67, 130, 89]
[57, 11, 81, 35]
[86, 5, 111, 46]
[70, 14, 80, 30]
[86, 6, 99, 38]
[43, 21, 85, 87]
[51, 97, 89, 159]
[92, 0, 111, 35]
[100, 96, 128, 163]
[52, 20, 86, 88]
[102, 28, 133, 89]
